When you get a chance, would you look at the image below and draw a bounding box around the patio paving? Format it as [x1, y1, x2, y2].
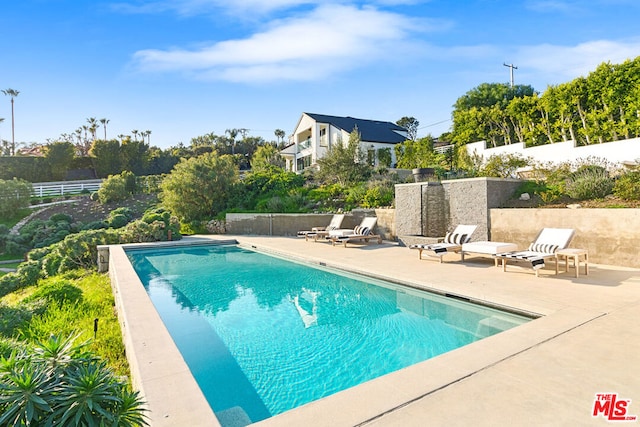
[110, 235, 640, 426]
[237, 236, 640, 427]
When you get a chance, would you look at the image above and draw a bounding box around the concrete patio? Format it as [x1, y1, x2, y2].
[108, 235, 640, 426]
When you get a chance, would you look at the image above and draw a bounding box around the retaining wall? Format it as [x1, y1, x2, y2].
[225, 209, 396, 240]
[490, 208, 640, 268]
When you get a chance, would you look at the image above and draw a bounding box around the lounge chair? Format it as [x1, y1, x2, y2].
[495, 227, 575, 277]
[329, 217, 382, 247]
[409, 224, 477, 262]
[297, 214, 345, 241]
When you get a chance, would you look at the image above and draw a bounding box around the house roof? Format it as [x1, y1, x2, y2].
[304, 113, 407, 144]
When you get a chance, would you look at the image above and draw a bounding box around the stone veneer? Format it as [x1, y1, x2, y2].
[395, 177, 521, 245]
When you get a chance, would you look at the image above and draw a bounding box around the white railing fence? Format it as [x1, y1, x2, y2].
[31, 179, 103, 198]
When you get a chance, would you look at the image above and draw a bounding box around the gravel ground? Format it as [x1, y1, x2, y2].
[27, 194, 159, 224]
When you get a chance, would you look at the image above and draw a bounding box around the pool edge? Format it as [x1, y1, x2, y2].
[109, 243, 222, 427]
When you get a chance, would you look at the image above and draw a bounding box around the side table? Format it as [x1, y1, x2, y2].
[555, 248, 588, 278]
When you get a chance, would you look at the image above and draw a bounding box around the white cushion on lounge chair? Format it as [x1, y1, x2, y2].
[409, 224, 477, 262]
[496, 227, 575, 275]
[329, 217, 377, 238]
[298, 214, 345, 237]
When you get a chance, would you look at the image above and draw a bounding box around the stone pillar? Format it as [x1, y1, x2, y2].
[97, 246, 109, 273]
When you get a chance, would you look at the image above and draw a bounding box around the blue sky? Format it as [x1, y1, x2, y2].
[1, 0, 639, 149]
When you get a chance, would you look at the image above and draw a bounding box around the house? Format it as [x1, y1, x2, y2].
[280, 113, 408, 172]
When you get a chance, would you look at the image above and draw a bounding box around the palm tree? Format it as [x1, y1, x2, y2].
[274, 128, 286, 144]
[86, 117, 99, 140]
[99, 118, 110, 140]
[2, 88, 19, 155]
[143, 130, 151, 144]
[131, 130, 139, 141]
[225, 128, 239, 154]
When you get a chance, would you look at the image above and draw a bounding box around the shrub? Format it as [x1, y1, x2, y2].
[160, 152, 238, 221]
[16, 260, 43, 288]
[0, 273, 22, 298]
[565, 165, 614, 200]
[109, 213, 130, 229]
[81, 220, 108, 230]
[24, 279, 83, 307]
[613, 170, 640, 201]
[4, 240, 26, 256]
[361, 185, 394, 208]
[49, 213, 73, 223]
[0, 178, 32, 219]
[480, 154, 530, 178]
[97, 174, 129, 204]
[122, 170, 138, 195]
[0, 334, 148, 426]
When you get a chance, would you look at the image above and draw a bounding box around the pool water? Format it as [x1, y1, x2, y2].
[126, 244, 530, 426]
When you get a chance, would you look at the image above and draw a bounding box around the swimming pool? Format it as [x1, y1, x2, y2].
[126, 244, 531, 426]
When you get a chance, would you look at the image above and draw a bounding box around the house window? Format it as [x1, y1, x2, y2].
[297, 155, 312, 171]
[367, 149, 376, 166]
[319, 128, 328, 147]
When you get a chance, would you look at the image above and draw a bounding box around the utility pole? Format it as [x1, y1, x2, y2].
[503, 63, 518, 88]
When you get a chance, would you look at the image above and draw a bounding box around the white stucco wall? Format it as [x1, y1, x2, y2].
[466, 137, 640, 167]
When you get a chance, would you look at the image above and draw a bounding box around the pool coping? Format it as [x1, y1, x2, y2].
[106, 235, 640, 426]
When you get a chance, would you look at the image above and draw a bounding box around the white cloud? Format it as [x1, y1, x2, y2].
[111, 0, 432, 17]
[516, 39, 640, 81]
[131, 4, 425, 82]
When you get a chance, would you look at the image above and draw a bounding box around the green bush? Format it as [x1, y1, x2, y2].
[0, 334, 148, 426]
[16, 260, 43, 288]
[16, 213, 77, 250]
[0, 273, 22, 298]
[565, 165, 614, 200]
[49, 213, 73, 223]
[0, 178, 32, 219]
[109, 213, 130, 229]
[24, 279, 83, 307]
[97, 173, 129, 204]
[81, 220, 108, 230]
[613, 170, 640, 201]
[361, 185, 394, 208]
[480, 154, 530, 178]
[122, 170, 138, 195]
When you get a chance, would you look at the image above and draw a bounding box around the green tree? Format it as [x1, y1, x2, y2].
[1, 88, 19, 155]
[44, 141, 75, 180]
[394, 136, 442, 169]
[120, 137, 149, 175]
[90, 139, 122, 178]
[316, 127, 372, 185]
[396, 116, 419, 141]
[99, 118, 110, 140]
[160, 151, 238, 221]
[274, 129, 286, 144]
[250, 144, 285, 172]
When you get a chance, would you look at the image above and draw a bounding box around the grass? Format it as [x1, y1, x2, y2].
[0, 208, 31, 228]
[0, 270, 130, 378]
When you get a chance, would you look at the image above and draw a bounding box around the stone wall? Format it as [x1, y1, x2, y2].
[225, 209, 395, 240]
[395, 177, 521, 244]
[490, 208, 640, 268]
